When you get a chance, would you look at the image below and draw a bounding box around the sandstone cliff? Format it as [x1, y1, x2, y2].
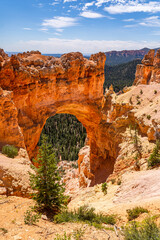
[0, 50, 110, 186]
[134, 49, 160, 85]
[0, 49, 160, 191]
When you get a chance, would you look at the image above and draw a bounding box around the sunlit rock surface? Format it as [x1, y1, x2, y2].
[0, 49, 160, 189]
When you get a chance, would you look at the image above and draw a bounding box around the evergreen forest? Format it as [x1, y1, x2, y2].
[39, 114, 86, 161]
[104, 59, 141, 92]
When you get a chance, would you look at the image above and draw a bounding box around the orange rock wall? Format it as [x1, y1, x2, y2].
[0, 88, 25, 149]
[134, 49, 160, 85]
[0, 49, 160, 187]
[0, 50, 117, 185]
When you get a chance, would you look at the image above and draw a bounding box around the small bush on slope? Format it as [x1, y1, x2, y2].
[54, 205, 116, 227]
[101, 182, 107, 195]
[2, 145, 18, 158]
[148, 140, 160, 168]
[123, 217, 160, 240]
[127, 207, 149, 221]
[24, 209, 41, 225]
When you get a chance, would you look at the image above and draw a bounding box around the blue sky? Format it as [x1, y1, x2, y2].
[1, 0, 160, 53]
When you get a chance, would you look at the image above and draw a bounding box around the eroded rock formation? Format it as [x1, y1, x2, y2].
[134, 49, 160, 85]
[0, 49, 160, 189]
[0, 149, 34, 197]
[0, 50, 116, 186]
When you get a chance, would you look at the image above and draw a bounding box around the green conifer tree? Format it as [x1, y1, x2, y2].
[30, 134, 67, 213]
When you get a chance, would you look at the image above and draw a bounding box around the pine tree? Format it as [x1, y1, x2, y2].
[30, 134, 67, 213]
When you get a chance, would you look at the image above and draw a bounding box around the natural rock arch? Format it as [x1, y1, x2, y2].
[0, 50, 119, 186]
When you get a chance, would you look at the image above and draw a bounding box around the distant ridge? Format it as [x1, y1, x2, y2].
[6, 47, 160, 66]
[6, 52, 90, 59]
[105, 47, 159, 66]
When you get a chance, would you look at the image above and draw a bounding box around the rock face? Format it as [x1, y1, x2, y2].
[0, 50, 116, 186]
[0, 49, 160, 190]
[0, 89, 25, 149]
[134, 49, 160, 85]
[0, 149, 34, 197]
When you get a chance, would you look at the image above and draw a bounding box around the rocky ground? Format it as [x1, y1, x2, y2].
[0, 196, 120, 240]
[68, 168, 160, 225]
[0, 150, 160, 239]
[0, 48, 160, 239]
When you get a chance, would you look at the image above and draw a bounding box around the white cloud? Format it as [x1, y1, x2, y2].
[123, 18, 135, 22]
[124, 24, 137, 28]
[80, 11, 104, 18]
[69, 5, 81, 10]
[82, 1, 95, 11]
[50, 1, 59, 6]
[95, 0, 110, 7]
[64, 0, 77, 2]
[39, 28, 48, 32]
[56, 28, 64, 32]
[104, 1, 160, 14]
[42, 16, 77, 31]
[54, 32, 62, 36]
[106, 15, 115, 20]
[23, 28, 32, 30]
[140, 16, 160, 27]
[17, 38, 160, 54]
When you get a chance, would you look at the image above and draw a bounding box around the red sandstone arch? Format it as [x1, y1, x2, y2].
[0, 50, 117, 186]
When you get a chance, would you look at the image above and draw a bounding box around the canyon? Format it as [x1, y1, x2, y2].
[0, 48, 160, 193]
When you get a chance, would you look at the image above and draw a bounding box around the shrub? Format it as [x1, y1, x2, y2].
[117, 179, 121, 185]
[110, 179, 116, 184]
[24, 210, 41, 225]
[129, 125, 142, 159]
[29, 134, 67, 214]
[0, 227, 8, 234]
[123, 217, 160, 240]
[136, 95, 140, 99]
[127, 207, 149, 221]
[77, 205, 96, 222]
[154, 90, 157, 94]
[54, 232, 71, 240]
[101, 182, 107, 195]
[54, 205, 116, 226]
[129, 97, 133, 104]
[147, 115, 151, 120]
[72, 228, 85, 240]
[54, 209, 78, 223]
[2, 145, 18, 158]
[148, 140, 160, 168]
[140, 89, 143, 95]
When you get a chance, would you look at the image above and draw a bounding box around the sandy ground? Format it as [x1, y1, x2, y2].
[68, 168, 160, 224]
[1, 168, 160, 239]
[0, 196, 120, 240]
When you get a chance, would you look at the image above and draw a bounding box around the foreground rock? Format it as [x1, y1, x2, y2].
[69, 168, 160, 223]
[0, 149, 33, 197]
